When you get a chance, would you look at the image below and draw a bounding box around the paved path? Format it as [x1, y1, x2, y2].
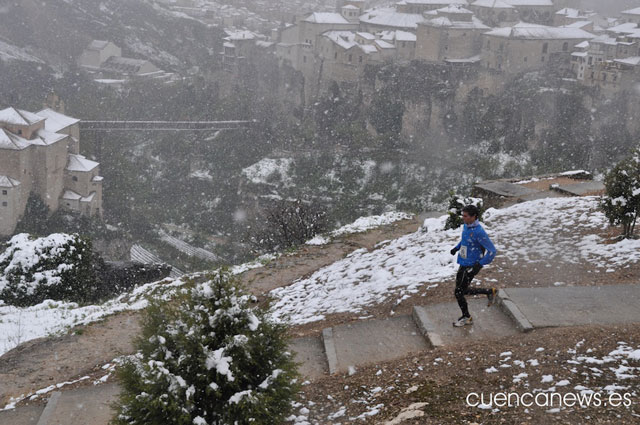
[3, 283, 640, 425]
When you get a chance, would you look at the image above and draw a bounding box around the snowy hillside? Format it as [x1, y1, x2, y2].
[1, 197, 638, 359]
[269, 196, 640, 325]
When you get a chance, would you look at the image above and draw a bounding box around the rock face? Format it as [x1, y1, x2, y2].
[95, 261, 172, 298]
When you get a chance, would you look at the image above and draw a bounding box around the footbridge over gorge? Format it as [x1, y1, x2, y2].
[80, 119, 255, 132]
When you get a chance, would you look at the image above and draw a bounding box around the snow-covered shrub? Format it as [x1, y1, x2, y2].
[248, 199, 328, 253]
[113, 271, 299, 425]
[0, 233, 99, 306]
[602, 147, 640, 238]
[444, 192, 485, 230]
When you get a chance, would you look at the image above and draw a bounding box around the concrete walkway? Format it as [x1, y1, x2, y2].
[3, 283, 639, 425]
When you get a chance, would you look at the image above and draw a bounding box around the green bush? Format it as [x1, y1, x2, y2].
[601, 147, 640, 238]
[113, 271, 299, 425]
[0, 233, 99, 306]
[444, 192, 485, 230]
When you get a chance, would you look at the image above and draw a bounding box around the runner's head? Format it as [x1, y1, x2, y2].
[461, 205, 479, 225]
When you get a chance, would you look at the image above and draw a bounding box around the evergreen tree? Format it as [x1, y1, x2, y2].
[601, 148, 640, 239]
[113, 271, 299, 425]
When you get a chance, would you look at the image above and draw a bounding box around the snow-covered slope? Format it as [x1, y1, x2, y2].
[269, 197, 640, 325]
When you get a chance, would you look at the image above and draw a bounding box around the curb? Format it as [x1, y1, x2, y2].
[412, 306, 444, 348]
[322, 327, 339, 375]
[36, 391, 61, 425]
[497, 289, 534, 332]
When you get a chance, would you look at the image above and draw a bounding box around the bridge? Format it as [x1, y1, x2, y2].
[80, 120, 255, 132]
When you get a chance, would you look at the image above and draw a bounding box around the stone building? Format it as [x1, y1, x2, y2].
[78, 40, 166, 80]
[0, 107, 103, 236]
[481, 23, 595, 74]
[468, 0, 518, 27]
[621, 7, 640, 25]
[415, 5, 489, 62]
[359, 8, 426, 33]
[553, 8, 596, 27]
[503, 0, 555, 24]
[316, 30, 395, 82]
[77, 40, 122, 69]
[396, 0, 469, 15]
[378, 30, 417, 61]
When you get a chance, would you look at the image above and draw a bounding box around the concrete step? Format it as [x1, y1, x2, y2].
[322, 315, 429, 375]
[0, 401, 44, 425]
[40, 384, 119, 425]
[413, 299, 520, 347]
[499, 284, 640, 328]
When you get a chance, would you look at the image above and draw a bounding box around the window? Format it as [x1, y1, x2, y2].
[603, 73, 607, 81]
[588, 56, 592, 65]
[524, 56, 527, 62]
[72, 176, 78, 182]
[563, 42, 568, 52]
[1, 202, 6, 207]
[334, 52, 337, 59]
[348, 54, 352, 62]
[17, 129, 22, 135]
[487, 40, 490, 48]
[1, 190, 6, 195]
[359, 55, 363, 63]
[541, 55, 545, 62]
[303, 55, 307, 63]
[402, 41, 406, 48]
[542, 42, 548, 53]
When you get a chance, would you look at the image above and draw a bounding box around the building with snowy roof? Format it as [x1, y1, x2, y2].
[0, 107, 103, 235]
[621, 7, 640, 26]
[77, 40, 122, 69]
[570, 33, 640, 95]
[316, 30, 397, 81]
[396, 0, 469, 15]
[481, 22, 595, 74]
[468, 0, 518, 27]
[553, 8, 596, 27]
[415, 5, 489, 63]
[483, 0, 554, 25]
[359, 8, 426, 33]
[377, 30, 418, 60]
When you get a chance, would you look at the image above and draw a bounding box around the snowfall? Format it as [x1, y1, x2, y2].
[1, 196, 640, 414]
[2, 196, 640, 358]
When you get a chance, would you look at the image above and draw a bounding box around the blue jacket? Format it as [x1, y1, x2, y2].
[454, 220, 496, 267]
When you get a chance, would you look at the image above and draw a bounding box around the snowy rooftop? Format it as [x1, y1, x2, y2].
[36, 108, 80, 133]
[0, 126, 66, 150]
[471, 0, 514, 8]
[0, 107, 44, 126]
[87, 40, 111, 51]
[563, 21, 592, 29]
[504, 0, 553, 6]
[614, 56, 640, 66]
[484, 23, 595, 40]
[622, 7, 640, 16]
[436, 5, 473, 14]
[303, 12, 350, 25]
[606, 22, 638, 34]
[224, 29, 260, 40]
[62, 190, 82, 201]
[322, 31, 386, 54]
[425, 15, 489, 29]
[360, 11, 425, 29]
[399, 0, 468, 4]
[0, 175, 20, 188]
[66, 154, 99, 172]
[378, 29, 417, 42]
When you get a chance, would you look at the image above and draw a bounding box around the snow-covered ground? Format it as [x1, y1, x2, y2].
[269, 197, 640, 325]
[242, 158, 294, 186]
[0, 212, 408, 357]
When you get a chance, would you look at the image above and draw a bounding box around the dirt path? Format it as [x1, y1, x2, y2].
[0, 217, 421, 405]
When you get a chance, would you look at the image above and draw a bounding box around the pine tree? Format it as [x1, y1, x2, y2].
[113, 271, 299, 425]
[602, 148, 640, 239]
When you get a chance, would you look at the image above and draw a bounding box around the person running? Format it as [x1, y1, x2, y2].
[449, 204, 497, 327]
